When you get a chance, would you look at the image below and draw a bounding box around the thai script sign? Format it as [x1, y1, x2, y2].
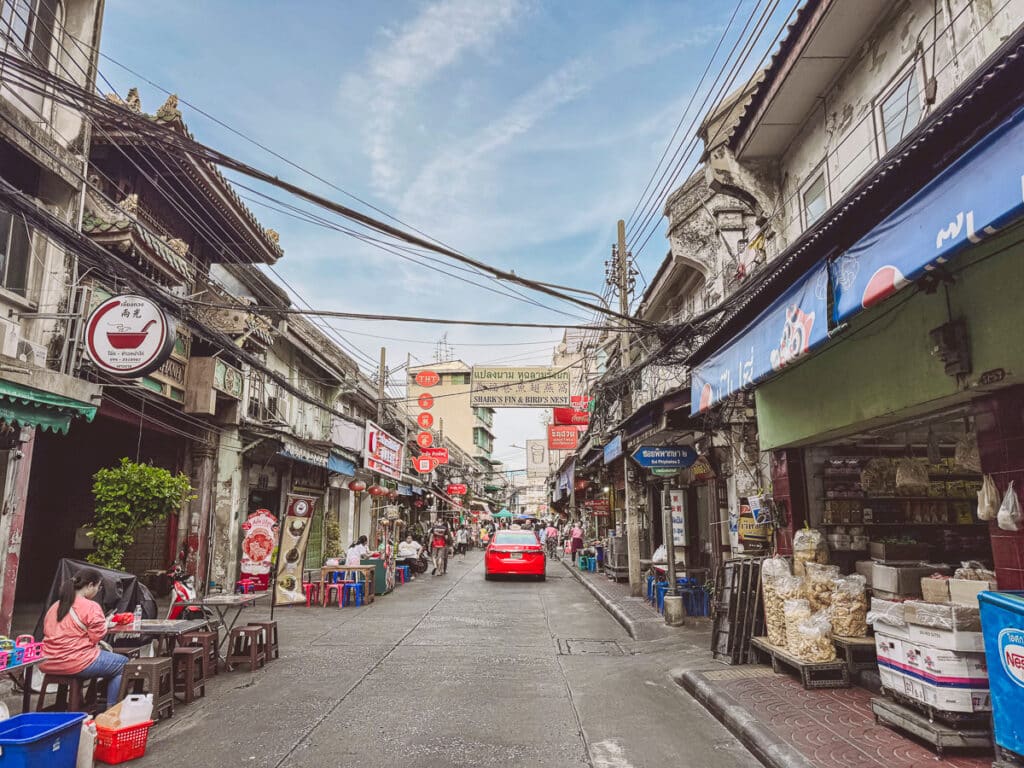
[364, 420, 404, 480]
[631, 445, 697, 469]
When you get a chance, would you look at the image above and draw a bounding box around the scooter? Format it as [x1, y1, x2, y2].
[167, 566, 209, 620]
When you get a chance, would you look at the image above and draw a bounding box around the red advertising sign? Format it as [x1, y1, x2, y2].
[584, 498, 610, 516]
[417, 412, 434, 429]
[413, 456, 438, 474]
[417, 431, 434, 449]
[447, 483, 468, 496]
[422, 447, 449, 464]
[239, 509, 277, 591]
[418, 393, 434, 410]
[548, 424, 579, 451]
[415, 370, 440, 387]
[552, 395, 591, 425]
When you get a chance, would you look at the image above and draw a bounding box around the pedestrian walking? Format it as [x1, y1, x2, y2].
[570, 522, 584, 563]
[428, 517, 450, 575]
[455, 525, 469, 556]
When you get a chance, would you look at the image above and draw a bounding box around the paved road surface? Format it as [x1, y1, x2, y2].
[138, 550, 758, 768]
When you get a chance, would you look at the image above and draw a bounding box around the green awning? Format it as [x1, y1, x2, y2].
[0, 380, 98, 435]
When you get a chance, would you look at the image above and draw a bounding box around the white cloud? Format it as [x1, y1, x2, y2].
[344, 0, 526, 195]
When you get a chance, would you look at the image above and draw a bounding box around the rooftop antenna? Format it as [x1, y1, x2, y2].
[434, 333, 454, 363]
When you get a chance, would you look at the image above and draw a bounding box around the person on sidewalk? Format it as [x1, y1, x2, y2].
[454, 525, 469, 557]
[397, 535, 422, 580]
[346, 535, 369, 566]
[570, 522, 584, 563]
[40, 567, 127, 706]
[428, 518, 450, 575]
[544, 522, 561, 558]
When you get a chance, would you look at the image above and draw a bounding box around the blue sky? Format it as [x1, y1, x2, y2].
[97, 0, 776, 466]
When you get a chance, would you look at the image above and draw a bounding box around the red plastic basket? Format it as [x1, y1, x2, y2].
[94, 720, 154, 764]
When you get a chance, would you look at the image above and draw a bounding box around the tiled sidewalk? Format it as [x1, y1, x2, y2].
[681, 666, 992, 768]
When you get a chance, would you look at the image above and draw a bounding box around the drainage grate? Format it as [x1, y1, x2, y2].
[702, 666, 777, 681]
[558, 639, 623, 656]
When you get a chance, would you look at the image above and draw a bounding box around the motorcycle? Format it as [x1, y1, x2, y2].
[167, 566, 212, 621]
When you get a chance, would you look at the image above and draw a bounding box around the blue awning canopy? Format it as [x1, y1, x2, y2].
[328, 452, 357, 476]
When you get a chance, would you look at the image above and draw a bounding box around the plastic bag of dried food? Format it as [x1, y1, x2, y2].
[829, 575, 868, 637]
[792, 529, 829, 577]
[784, 598, 811, 651]
[953, 561, 997, 581]
[895, 458, 929, 495]
[793, 611, 837, 662]
[998, 481, 1022, 532]
[861, 458, 894, 494]
[761, 558, 794, 647]
[806, 563, 840, 613]
[978, 474, 999, 521]
[954, 433, 981, 473]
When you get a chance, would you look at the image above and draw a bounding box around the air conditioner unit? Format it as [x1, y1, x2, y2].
[0, 317, 17, 358]
[16, 338, 47, 368]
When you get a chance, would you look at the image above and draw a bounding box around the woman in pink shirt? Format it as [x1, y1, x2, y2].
[41, 567, 126, 705]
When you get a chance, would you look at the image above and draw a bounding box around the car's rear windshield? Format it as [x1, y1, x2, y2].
[493, 532, 538, 545]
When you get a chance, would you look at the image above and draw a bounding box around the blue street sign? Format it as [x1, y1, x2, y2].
[630, 445, 698, 470]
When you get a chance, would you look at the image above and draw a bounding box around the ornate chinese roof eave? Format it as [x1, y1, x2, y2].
[98, 92, 284, 266]
[82, 204, 196, 286]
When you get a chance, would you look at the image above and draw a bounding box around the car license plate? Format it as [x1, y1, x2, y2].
[510, 553, 523, 559]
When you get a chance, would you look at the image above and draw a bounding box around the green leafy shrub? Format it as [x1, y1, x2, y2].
[87, 457, 194, 570]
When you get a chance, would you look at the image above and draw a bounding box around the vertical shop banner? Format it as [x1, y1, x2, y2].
[364, 420, 404, 480]
[690, 260, 829, 414]
[273, 494, 317, 606]
[239, 509, 278, 591]
[668, 490, 687, 546]
[833, 105, 1024, 323]
[526, 439, 549, 479]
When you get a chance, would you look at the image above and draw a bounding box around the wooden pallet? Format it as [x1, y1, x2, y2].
[870, 696, 991, 757]
[832, 635, 877, 675]
[880, 686, 991, 728]
[750, 636, 850, 689]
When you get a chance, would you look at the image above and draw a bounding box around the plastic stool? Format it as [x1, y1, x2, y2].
[36, 675, 98, 713]
[302, 582, 319, 606]
[225, 626, 266, 672]
[322, 583, 342, 607]
[172, 645, 207, 703]
[119, 657, 173, 719]
[250, 621, 280, 661]
[646, 575, 656, 603]
[657, 582, 670, 614]
[180, 629, 219, 676]
[396, 566, 410, 584]
[343, 582, 364, 607]
[587, 558, 597, 572]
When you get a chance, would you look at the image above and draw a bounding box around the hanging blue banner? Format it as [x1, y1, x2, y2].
[690, 260, 829, 414]
[603, 435, 623, 464]
[834, 105, 1024, 322]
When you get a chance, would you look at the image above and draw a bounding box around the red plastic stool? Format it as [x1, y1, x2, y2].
[302, 582, 319, 606]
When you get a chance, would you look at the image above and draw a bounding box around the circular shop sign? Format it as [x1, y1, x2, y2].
[85, 295, 176, 377]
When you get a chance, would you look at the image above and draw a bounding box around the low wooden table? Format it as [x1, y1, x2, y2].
[319, 565, 376, 605]
[107, 619, 210, 656]
[750, 636, 851, 689]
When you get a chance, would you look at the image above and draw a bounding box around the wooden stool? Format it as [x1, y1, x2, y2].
[180, 629, 219, 676]
[119, 657, 174, 720]
[225, 626, 265, 672]
[172, 645, 207, 704]
[36, 674, 98, 713]
[250, 621, 279, 661]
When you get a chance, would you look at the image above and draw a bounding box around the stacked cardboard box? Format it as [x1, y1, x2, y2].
[874, 601, 990, 714]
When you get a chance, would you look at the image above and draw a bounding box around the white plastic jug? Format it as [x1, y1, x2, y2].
[120, 694, 154, 727]
[76, 719, 96, 768]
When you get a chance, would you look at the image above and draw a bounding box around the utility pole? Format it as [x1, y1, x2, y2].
[377, 346, 386, 423]
[616, 220, 642, 597]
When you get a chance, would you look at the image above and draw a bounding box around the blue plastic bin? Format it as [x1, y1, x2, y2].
[979, 590, 1024, 760]
[0, 712, 86, 768]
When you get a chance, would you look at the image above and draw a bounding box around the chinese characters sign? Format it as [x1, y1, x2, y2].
[470, 366, 571, 407]
[364, 420, 404, 480]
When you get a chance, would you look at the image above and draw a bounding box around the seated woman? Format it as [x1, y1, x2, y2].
[40, 567, 127, 706]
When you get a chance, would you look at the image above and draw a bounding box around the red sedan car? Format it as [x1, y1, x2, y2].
[484, 530, 546, 581]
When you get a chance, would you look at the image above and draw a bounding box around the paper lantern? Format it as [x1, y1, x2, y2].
[367, 484, 387, 496]
[388, 489, 399, 499]
[348, 480, 367, 493]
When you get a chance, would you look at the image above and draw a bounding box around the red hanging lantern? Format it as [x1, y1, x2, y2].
[388, 489, 399, 500]
[367, 484, 387, 497]
[348, 480, 367, 493]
